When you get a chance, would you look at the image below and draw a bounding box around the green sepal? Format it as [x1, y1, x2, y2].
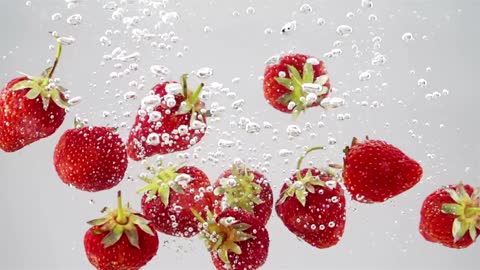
[10, 77, 70, 110]
[469, 224, 477, 241]
[278, 93, 293, 105]
[87, 217, 110, 226]
[275, 77, 293, 89]
[102, 225, 124, 248]
[277, 169, 328, 207]
[452, 217, 469, 242]
[302, 62, 314, 83]
[125, 225, 140, 249]
[315, 75, 329, 86]
[295, 189, 307, 207]
[158, 184, 170, 207]
[441, 203, 463, 215]
[287, 65, 302, 84]
[218, 248, 230, 266]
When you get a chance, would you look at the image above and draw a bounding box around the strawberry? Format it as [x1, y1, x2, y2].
[127, 74, 208, 160]
[212, 164, 273, 226]
[0, 36, 70, 152]
[54, 121, 128, 192]
[342, 137, 423, 203]
[419, 183, 480, 249]
[276, 146, 346, 248]
[84, 191, 159, 270]
[139, 162, 214, 237]
[192, 208, 269, 270]
[263, 53, 331, 115]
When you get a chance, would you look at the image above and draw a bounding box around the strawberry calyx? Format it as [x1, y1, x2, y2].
[137, 162, 188, 207]
[11, 33, 70, 110]
[441, 182, 480, 242]
[277, 146, 332, 206]
[174, 74, 208, 125]
[214, 164, 264, 213]
[275, 62, 330, 116]
[192, 208, 255, 268]
[87, 191, 155, 249]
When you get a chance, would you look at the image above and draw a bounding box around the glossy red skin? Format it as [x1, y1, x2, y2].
[54, 126, 128, 192]
[0, 77, 66, 152]
[84, 224, 159, 270]
[419, 184, 479, 249]
[276, 168, 346, 248]
[141, 166, 214, 237]
[343, 139, 423, 203]
[263, 54, 331, 113]
[127, 82, 207, 161]
[211, 209, 269, 270]
[213, 169, 273, 226]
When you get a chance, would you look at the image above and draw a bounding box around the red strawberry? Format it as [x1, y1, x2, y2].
[54, 122, 128, 192]
[419, 183, 480, 249]
[127, 74, 208, 160]
[263, 53, 331, 115]
[139, 163, 214, 237]
[84, 191, 159, 270]
[342, 137, 423, 203]
[192, 208, 269, 270]
[0, 37, 70, 152]
[276, 146, 346, 248]
[212, 164, 273, 226]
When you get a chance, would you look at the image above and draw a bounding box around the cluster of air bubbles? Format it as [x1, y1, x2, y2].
[425, 89, 449, 100]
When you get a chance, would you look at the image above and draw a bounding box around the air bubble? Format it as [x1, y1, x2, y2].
[66, 14, 82, 25]
[281, 21, 297, 34]
[402, 32, 414, 42]
[196, 67, 214, 79]
[299, 4, 313, 13]
[336, 25, 353, 37]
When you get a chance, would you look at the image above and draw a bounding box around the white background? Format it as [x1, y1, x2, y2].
[0, 0, 478, 269]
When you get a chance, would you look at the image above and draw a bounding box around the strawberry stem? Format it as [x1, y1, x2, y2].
[47, 33, 63, 79]
[296, 146, 325, 179]
[116, 191, 128, 224]
[188, 82, 205, 105]
[181, 74, 188, 97]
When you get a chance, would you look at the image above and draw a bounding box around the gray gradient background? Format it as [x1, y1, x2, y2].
[0, 0, 479, 269]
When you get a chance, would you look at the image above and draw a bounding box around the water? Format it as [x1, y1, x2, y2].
[0, 0, 478, 269]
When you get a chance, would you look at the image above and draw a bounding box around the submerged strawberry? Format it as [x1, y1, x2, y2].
[419, 183, 480, 249]
[54, 121, 128, 192]
[127, 74, 208, 160]
[263, 53, 331, 116]
[193, 209, 269, 270]
[212, 164, 273, 226]
[0, 34, 70, 152]
[139, 162, 213, 237]
[342, 137, 423, 203]
[276, 146, 346, 249]
[84, 191, 159, 270]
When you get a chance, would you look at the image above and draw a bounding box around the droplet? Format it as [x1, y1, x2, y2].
[286, 125, 302, 137]
[150, 65, 170, 76]
[51, 13, 63, 21]
[196, 67, 214, 79]
[361, 0, 374, 8]
[299, 4, 313, 13]
[417, 78, 427, 87]
[281, 20, 297, 34]
[402, 32, 414, 42]
[336, 25, 353, 37]
[66, 14, 82, 26]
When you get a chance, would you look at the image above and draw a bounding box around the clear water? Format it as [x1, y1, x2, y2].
[0, 0, 478, 269]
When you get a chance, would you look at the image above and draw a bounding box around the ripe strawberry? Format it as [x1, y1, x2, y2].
[419, 183, 480, 249]
[276, 146, 346, 248]
[139, 163, 214, 237]
[263, 53, 331, 115]
[342, 137, 423, 203]
[127, 74, 208, 160]
[54, 122, 128, 192]
[0, 37, 70, 152]
[212, 164, 273, 226]
[193, 208, 269, 270]
[84, 191, 159, 270]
